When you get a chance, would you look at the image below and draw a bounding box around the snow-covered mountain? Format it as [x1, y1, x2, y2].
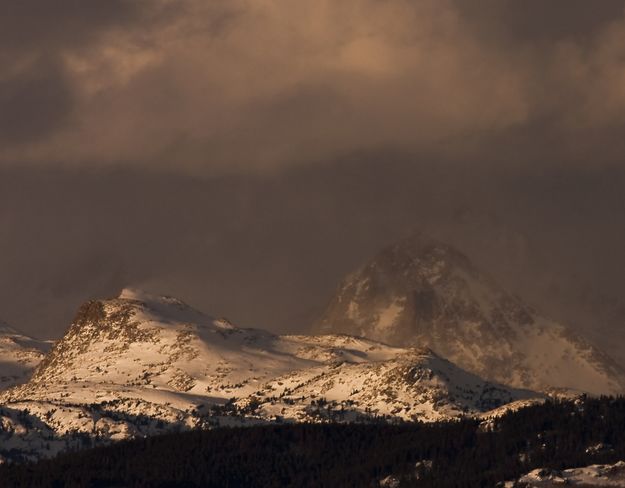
[0, 319, 51, 390]
[506, 461, 625, 487]
[314, 234, 625, 395]
[0, 289, 540, 460]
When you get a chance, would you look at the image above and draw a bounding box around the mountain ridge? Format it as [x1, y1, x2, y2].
[0, 288, 542, 460]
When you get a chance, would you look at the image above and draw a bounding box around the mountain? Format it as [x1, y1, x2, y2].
[0, 289, 540, 460]
[314, 234, 625, 395]
[0, 319, 51, 390]
[506, 462, 625, 487]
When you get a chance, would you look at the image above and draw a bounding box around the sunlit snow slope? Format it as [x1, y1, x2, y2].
[0, 289, 540, 460]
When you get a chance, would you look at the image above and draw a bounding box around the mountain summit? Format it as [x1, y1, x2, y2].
[314, 234, 625, 395]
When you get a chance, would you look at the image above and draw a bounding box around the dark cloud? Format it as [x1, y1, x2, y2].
[0, 56, 74, 143]
[455, 0, 625, 43]
[1, 160, 624, 363]
[1, 0, 625, 169]
[0, 0, 172, 147]
[0, 0, 142, 51]
[1, 1, 625, 369]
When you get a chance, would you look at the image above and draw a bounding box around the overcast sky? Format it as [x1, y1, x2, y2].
[2, 1, 625, 362]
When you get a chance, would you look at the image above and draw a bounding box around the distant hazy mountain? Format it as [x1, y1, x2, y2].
[0, 289, 539, 460]
[0, 319, 51, 390]
[314, 234, 625, 395]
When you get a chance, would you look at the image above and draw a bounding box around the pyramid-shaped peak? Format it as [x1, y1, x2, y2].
[315, 234, 625, 395]
[362, 233, 477, 285]
[376, 233, 474, 268]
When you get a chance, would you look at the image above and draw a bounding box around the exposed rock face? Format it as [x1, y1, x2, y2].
[315, 234, 625, 395]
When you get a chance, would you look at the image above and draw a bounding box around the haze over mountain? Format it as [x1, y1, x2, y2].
[315, 235, 625, 395]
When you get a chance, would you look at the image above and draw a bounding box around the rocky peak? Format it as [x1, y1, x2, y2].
[315, 235, 625, 394]
[28, 289, 222, 388]
[316, 234, 533, 343]
[373, 233, 476, 277]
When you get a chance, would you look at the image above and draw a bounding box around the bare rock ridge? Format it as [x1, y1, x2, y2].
[0, 288, 541, 460]
[16, 288, 537, 420]
[314, 233, 625, 395]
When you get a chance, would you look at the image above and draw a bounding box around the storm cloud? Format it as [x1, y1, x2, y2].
[2, 0, 625, 170]
[1, 1, 625, 365]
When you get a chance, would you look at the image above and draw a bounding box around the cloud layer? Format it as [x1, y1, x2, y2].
[2, 1, 625, 366]
[2, 0, 625, 170]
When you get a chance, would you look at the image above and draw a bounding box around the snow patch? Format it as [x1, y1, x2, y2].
[510, 461, 625, 486]
[374, 299, 405, 333]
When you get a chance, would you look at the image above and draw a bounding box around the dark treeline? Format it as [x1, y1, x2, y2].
[2, 397, 625, 487]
